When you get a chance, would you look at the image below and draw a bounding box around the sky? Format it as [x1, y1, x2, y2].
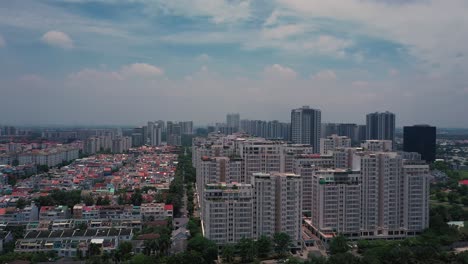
[0, 0, 468, 127]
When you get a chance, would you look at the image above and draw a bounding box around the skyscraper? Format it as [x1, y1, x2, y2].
[226, 113, 240, 131]
[366, 111, 395, 142]
[403, 125, 436, 163]
[291, 106, 321, 153]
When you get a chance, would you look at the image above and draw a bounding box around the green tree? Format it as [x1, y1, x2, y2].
[448, 192, 460, 204]
[131, 189, 143, 206]
[187, 234, 218, 263]
[16, 198, 27, 209]
[83, 195, 95, 206]
[273, 232, 291, 257]
[255, 235, 272, 258]
[237, 237, 256, 263]
[329, 235, 350, 255]
[12, 159, 19, 166]
[221, 245, 235, 263]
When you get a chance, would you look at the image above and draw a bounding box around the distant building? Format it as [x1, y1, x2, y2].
[361, 140, 393, 152]
[366, 111, 395, 142]
[403, 125, 436, 163]
[320, 134, 351, 155]
[291, 106, 321, 153]
[226, 113, 240, 132]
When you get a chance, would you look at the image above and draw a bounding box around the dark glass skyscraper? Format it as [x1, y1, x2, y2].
[403, 125, 436, 163]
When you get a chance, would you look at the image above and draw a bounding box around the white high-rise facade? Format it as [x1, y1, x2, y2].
[203, 183, 253, 245]
[226, 113, 240, 131]
[291, 106, 321, 153]
[320, 134, 351, 155]
[308, 152, 431, 241]
[150, 126, 162, 146]
[251, 173, 303, 246]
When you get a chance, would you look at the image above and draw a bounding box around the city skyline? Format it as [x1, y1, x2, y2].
[1, 1, 468, 127]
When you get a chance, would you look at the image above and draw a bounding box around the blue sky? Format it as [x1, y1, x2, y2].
[1, 0, 468, 127]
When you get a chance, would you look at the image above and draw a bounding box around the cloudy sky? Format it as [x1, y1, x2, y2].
[0, 0, 468, 127]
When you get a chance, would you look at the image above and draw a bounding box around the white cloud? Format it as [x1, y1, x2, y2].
[262, 24, 307, 40]
[121, 63, 164, 77]
[195, 53, 212, 62]
[41, 31, 74, 49]
[0, 34, 5, 47]
[274, 0, 468, 69]
[263, 64, 298, 80]
[68, 63, 164, 82]
[311, 70, 337, 81]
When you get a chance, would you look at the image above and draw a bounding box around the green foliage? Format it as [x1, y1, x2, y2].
[255, 235, 272, 258]
[273, 232, 291, 257]
[96, 196, 111, 206]
[131, 189, 143, 206]
[329, 235, 350, 255]
[35, 189, 82, 208]
[236, 237, 256, 263]
[187, 234, 218, 263]
[16, 197, 28, 209]
[221, 245, 235, 263]
[12, 159, 19, 166]
[83, 195, 94, 206]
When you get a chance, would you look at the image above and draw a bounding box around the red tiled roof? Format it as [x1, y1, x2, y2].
[459, 180, 468, 185]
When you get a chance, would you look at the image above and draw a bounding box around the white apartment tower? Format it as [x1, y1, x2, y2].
[251, 173, 303, 247]
[361, 140, 393, 152]
[226, 113, 240, 131]
[291, 106, 321, 153]
[150, 126, 162, 146]
[320, 134, 352, 155]
[203, 183, 253, 245]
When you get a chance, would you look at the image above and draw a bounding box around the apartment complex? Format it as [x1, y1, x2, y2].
[307, 152, 431, 241]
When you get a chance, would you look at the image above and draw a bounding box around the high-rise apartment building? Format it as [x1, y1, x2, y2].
[311, 169, 362, 237]
[226, 113, 240, 131]
[167, 121, 182, 146]
[308, 152, 430, 241]
[203, 183, 254, 245]
[403, 125, 436, 163]
[150, 126, 162, 146]
[366, 112, 395, 142]
[320, 134, 351, 155]
[361, 140, 393, 152]
[180, 121, 194, 135]
[251, 173, 303, 247]
[291, 106, 321, 153]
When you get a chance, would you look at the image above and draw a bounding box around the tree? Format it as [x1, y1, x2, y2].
[273, 232, 291, 257]
[12, 159, 19, 166]
[448, 192, 460, 204]
[255, 235, 272, 258]
[118, 241, 133, 256]
[237, 237, 256, 263]
[221, 245, 235, 263]
[16, 198, 27, 209]
[187, 234, 218, 263]
[131, 190, 143, 206]
[329, 235, 350, 255]
[88, 243, 102, 257]
[83, 195, 95, 206]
